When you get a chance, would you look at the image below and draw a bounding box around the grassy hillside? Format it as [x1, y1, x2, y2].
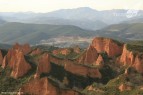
[1, 22, 143, 45]
[0, 22, 94, 44]
[96, 23, 143, 41]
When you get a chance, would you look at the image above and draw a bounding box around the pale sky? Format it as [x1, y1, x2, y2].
[0, 0, 143, 12]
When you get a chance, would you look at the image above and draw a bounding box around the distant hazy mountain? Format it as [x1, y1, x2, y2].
[1, 7, 143, 30]
[25, 17, 107, 30]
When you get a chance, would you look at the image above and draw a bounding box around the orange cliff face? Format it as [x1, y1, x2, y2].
[52, 48, 71, 56]
[120, 45, 135, 65]
[1, 43, 32, 79]
[64, 62, 102, 79]
[95, 55, 104, 66]
[19, 77, 80, 95]
[10, 50, 31, 78]
[120, 44, 143, 73]
[78, 45, 98, 65]
[132, 55, 143, 73]
[1, 49, 16, 68]
[35, 54, 51, 78]
[13, 43, 31, 55]
[92, 37, 123, 57]
[84, 45, 98, 64]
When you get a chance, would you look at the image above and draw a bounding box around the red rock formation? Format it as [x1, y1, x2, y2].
[19, 78, 80, 95]
[10, 50, 31, 79]
[1, 47, 31, 78]
[64, 62, 101, 79]
[30, 48, 42, 56]
[95, 55, 104, 66]
[0, 50, 3, 65]
[133, 55, 143, 73]
[52, 50, 59, 55]
[120, 45, 135, 65]
[120, 45, 143, 73]
[50, 55, 73, 66]
[50, 54, 101, 78]
[118, 84, 132, 92]
[92, 37, 123, 57]
[13, 43, 31, 55]
[52, 48, 71, 56]
[35, 54, 51, 78]
[2, 49, 17, 69]
[84, 45, 98, 64]
[60, 49, 70, 55]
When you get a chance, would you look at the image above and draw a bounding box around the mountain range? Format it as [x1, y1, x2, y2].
[1, 7, 143, 30]
[0, 7, 143, 46]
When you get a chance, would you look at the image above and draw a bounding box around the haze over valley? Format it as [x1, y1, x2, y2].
[0, 7, 143, 47]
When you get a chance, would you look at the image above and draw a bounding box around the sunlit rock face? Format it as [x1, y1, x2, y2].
[84, 45, 98, 64]
[35, 53, 51, 78]
[120, 45, 135, 65]
[77, 45, 98, 65]
[64, 62, 102, 79]
[95, 55, 104, 66]
[1, 49, 15, 68]
[19, 78, 80, 95]
[13, 43, 31, 55]
[120, 44, 143, 73]
[10, 50, 31, 79]
[132, 55, 143, 73]
[91, 37, 123, 57]
[52, 48, 71, 56]
[1, 43, 31, 79]
[77, 37, 123, 66]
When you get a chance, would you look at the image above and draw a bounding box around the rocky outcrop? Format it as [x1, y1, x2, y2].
[52, 48, 70, 56]
[35, 54, 51, 78]
[50, 55, 74, 66]
[0, 50, 3, 65]
[120, 45, 135, 65]
[10, 50, 31, 79]
[92, 37, 123, 57]
[1, 47, 31, 78]
[95, 55, 104, 66]
[120, 45, 143, 73]
[60, 49, 70, 55]
[84, 45, 98, 64]
[13, 43, 31, 55]
[64, 62, 102, 79]
[19, 78, 80, 95]
[30, 48, 42, 56]
[118, 84, 132, 92]
[1, 49, 16, 68]
[78, 45, 98, 64]
[133, 55, 143, 73]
